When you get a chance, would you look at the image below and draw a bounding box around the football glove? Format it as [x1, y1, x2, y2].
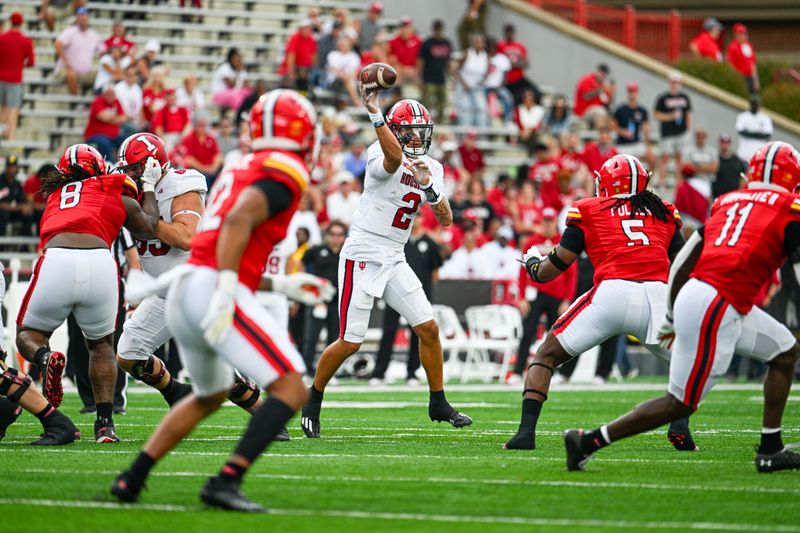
[522, 245, 547, 280]
[657, 314, 675, 351]
[200, 270, 238, 345]
[271, 273, 336, 305]
[140, 157, 161, 193]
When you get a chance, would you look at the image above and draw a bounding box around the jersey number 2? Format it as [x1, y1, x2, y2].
[59, 182, 83, 209]
[714, 202, 754, 247]
[391, 192, 422, 230]
[621, 219, 650, 246]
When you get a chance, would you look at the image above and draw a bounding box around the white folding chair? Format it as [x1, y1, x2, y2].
[464, 305, 523, 382]
[432, 304, 471, 381]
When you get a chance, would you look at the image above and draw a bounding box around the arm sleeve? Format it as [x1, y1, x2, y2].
[667, 226, 686, 257]
[251, 179, 294, 218]
[784, 221, 800, 260]
[559, 224, 585, 255]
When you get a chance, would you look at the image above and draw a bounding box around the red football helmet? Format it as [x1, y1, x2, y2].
[249, 89, 318, 165]
[117, 132, 170, 180]
[595, 154, 649, 197]
[747, 141, 800, 192]
[386, 99, 433, 156]
[57, 144, 107, 178]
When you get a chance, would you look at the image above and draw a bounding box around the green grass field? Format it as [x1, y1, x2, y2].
[1, 382, 798, 532]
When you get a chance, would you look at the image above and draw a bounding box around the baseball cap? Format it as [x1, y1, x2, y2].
[542, 207, 558, 220]
[6, 155, 18, 166]
[496, 226, 514, 241]
[719, 134, 732, 143]
[145, 39, 161, 53]
[369, 2, 384, 13]
[10, 11, 23, 26]
[75, 6, 89, 15]
[703, 17, 723, 31]
[626, 82, 639, 92]
[399, 15, 413, 26]
[733, 23, 748, 34]
[334, 171, 354, 184]
[667, 71, 683, 82]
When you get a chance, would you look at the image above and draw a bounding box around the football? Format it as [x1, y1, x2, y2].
[359, 62, 397, 90]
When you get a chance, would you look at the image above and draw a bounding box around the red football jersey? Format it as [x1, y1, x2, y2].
[189, 150, 307, 291]
[39, 173, 138, 248]
[565, 196, 682, 285]
[692, 188, 800, 314]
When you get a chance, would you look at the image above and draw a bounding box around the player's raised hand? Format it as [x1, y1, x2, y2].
[271, 273, 336, 305]
[358, 83, 380, 113]
[409, 158, 432, 187]
[140, 157, 161, 192]
[200, 270, 238, 345]
[657, 315, 675, 351]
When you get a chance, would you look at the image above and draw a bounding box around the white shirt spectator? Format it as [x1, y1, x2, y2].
[439, 246, 488, 279]
[55, 24, 103, 75]
[484, 53, 511, 89]
[459, 48, 489, 88]
[176, 85, 205, 114]
[115, 79, 143, 123]
[517, 104, 546, 131]
[325, 49, 361, 85]
[326, 188, 361, 225]
[736, 109, 773, 163]
[683, 144, 719, 182]
[479, 240, 520, 280]
[94, 53, 131, 92]
[211, 62, 245, 96]
[288, 209, 322, 247]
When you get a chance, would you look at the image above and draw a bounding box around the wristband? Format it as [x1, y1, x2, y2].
[547, 247, 569, 271]
[142, 183, 155, 193]
[269, 274, 287, 294]
[420, 179, 442, 204]
[527, 258, 543, 283]
[368, 110, 384, 128]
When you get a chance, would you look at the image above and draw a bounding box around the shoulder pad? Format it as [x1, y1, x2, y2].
[663, 201, 683, 227]
[261, 151, 309, 192]
[168, 168, 208, 198]
[789, 197, 800, 216]
[565, 205, 582, 224]
[121, 175, 138, 198]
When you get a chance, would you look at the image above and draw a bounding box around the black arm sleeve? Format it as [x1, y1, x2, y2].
[251, 179, 294, 218]
[559, 225, 585, 255]
[785, 221, 800, 263]
[667, 226, 686, 258]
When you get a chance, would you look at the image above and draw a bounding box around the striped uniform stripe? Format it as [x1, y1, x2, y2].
[68, 145, 79, 166]
[552, 285, 599, 335]
[683, 294, 728, 409]
[339, 259, 355, 339]
[233, 306, 296, 375]
[261, 90, 283, 142]
[622, 154, 638, 193]
[762, 142, 783, 184]
[16, 254, 46, 328]
[791, 199, 800, 213]
[566, 207, 581, 222]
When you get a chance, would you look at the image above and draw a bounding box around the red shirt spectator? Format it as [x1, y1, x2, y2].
[151, 90, 190, 135]
[142, 86, 166, 124]
[458, 130, 485, 176]
[560, 149, 584, 177]
[0, 15, 35, 84]
[389, 28, 422, 67]
[573, 65, 608, 117]
[496, 41, 526, 84]
[279, 25, 318, 75]
[23, 172, 46, 207]
[105, 20, 135, 56]
[691, 32, 722, 62]
[178, 126, 221, 167]
[84, 93, 124, 140]
[528, 153, 563, 210]
[581, 130, 618, 174]
[726, 24, 757, 77]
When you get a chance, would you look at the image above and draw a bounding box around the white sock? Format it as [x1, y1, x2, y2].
[600, 425, 611, 444]
[762, 427, 781, 434]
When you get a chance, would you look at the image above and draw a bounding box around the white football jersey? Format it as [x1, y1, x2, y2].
[138, 167, 207, 277]
[343, 141, 444, 263]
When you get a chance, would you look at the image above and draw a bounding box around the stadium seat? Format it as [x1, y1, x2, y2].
[464, 305, 523, 382]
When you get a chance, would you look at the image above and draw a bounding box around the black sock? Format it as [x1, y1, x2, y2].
[35, 404, 55, 421]
[429, 389, 446, 405]
[96, 403, 113, 422]
[219, 461, 247, 483]
[129, 451, 156, 483]
[580, 428, 610, 454]
[160, 376, 175, 395]
[232, 396, 295, 464]
[759, 429, 783, 455]
[518, 398, 542, 433]
[33, 347, 50, 368]
[308, 385, 324, 405]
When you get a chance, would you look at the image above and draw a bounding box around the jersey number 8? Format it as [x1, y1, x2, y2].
[59, 182, 83, 210]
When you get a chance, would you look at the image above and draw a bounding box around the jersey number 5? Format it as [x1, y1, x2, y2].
[714, 202, 754, 247]
[621, 219, 650, 246]
[59, 182, 83, 209]
[391, 192, 422, 230]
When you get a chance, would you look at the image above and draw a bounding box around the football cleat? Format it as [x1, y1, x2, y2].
[429, 403, 473, 428]
[300, 415, 320, 438]
[564, 429, 594, 471]
[667, 417, 699, 451]
[41, 351, 66, 408]
[504, 429, 535, 450]
[200, 476, 267, 513]
[0, 400, 21, 442]
[30, 411, 80, 446]
[755, 445, 800, 473]
[111, 471, 144, 503]
[274, 426, 290, 442]
[95, 418, 120, 443]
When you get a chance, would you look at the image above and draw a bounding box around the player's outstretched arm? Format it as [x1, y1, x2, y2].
[122, 194, 158, 241]
[360, 84, 402, 174]
[155, 191, 205, 251]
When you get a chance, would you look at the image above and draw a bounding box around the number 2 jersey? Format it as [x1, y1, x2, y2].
[692, 186, 800, 314]
[343, 141, 445, 263]
[137, 168, 207, 277]
[562, 195, 683, 285]
[189, 150, 307, 292]
[39, 173, 138, 248]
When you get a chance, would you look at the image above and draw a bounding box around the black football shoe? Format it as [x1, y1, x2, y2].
[111, 471, 144, 503]
[200, 476, 266, 513]
[30, 411, 80, 446]
[274, 426, 290, 442]
[755, 445, 800, 473]
[429, 402, 473, 428]
[504, 428, 535, 450]
[41, 351, 66, 408]
[667, 417, 699, 451]
[95, 418, 120, 443]
[300, 400, 321, 438]
[564, 429, 593, 471]
[0, 398, 21, 442]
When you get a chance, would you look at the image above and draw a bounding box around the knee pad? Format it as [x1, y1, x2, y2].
[131, 356, 166, 387]
[0, 367, 32, 403]
[227, 371, 261, 410]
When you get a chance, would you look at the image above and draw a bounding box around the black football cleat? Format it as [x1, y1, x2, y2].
[41, 351, 66, 408]
[300, 415, 320, 438]
[667, 417, 699, 451]
[95, 418, 120, 443]
[31, 411, 80, 446]
[274, 426, 290, 442]
[755, 445, 800, 473]
[200, 476, 266, 513]
[0, 398, 22, 442]
[429, 403, 473, 428]
[504, 429, 535, 450]
[564, 429, 593, 471]
[111, 471, 144, 503]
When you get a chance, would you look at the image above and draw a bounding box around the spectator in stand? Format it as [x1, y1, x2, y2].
[457, 0, 488, 51]
[142, 66, 167, 128]
[315, 21, 344, 88]
[727, 24, 759, 95]
[23, 163, 54, 230]
[0, 155, 33, 236]
[573, 63, 611, 128]
[0, 12, 34, 141]
[543, 94, 572, 138]
[307, 7, 324, 37]
[497, 23, 540, 104]
[84, 84, 126, 160]
[179, 0, 202, 8]
[104, 20, 135, 57]
[325, 37, 362, 106]
[151, 88, 190, 150]
[458, 129, 485, 178]
[177, 114, 223, 186]
[484, 38, 515, 127]
[439, 221, 487, 279]
[735, 96, 772, 162]
[456, 178, 495, 231]
[517, 90, 546, 156]
[510, 207, 577, 385]
[439, 140, 469, 187]
[211, 48, 251, 112]
[528, 140, 563, 210]
[654, 71, 692, 185]
[323, 8, 352, 36]
[279, 19, 318, 92]
[214, 117, 238, 156]
[235, 79, 266, 127]
[454, 33, 489, 128]
[389, 17, 422, 89]
[682, 128, 718, 198]
[713, 134, 747, 199]
[136, 39, 161, 85]
[512, 180, 542, 236]
[418, 19, 452, 123]
[673, 164, 709, 226]
[690, 17, 723, 62]
[114, 65, 143, 137]
[223, 133, 251, 167]
[39, 0, 83, 32]
[559, 130, 591, 192]
[612, 82, 654, 168]
[342, 141, 368, 180]
[55, 7, 103, 96]
[176, 75, 205, 117]
[94, 44, 131, 94]
[326, 171, 361, 225]
[480, 225, 519, 280]
[581, 128, 618, 175]
[354, 2, 385, 53]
